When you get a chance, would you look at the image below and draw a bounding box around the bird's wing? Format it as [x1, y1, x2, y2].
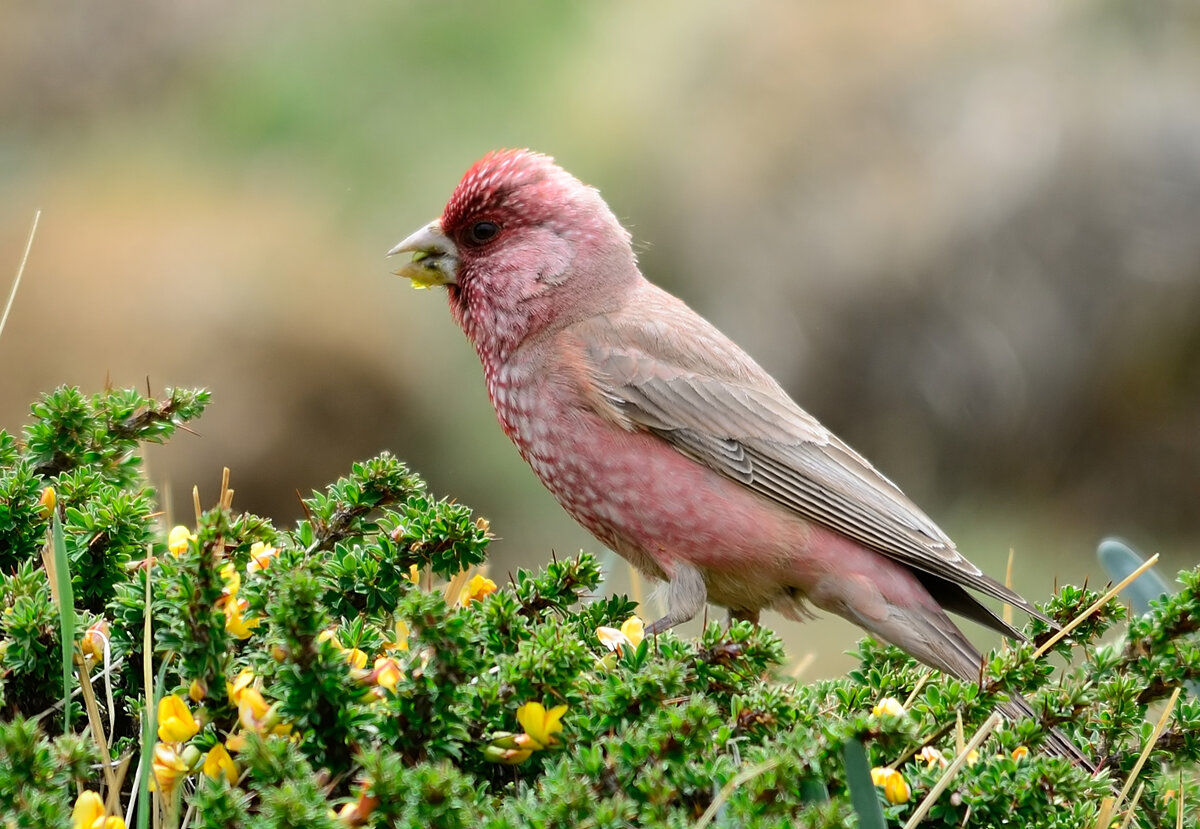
[571, 286, 1045, 620]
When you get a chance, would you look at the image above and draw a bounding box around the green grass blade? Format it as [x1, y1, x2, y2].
[51, 507, 75, 731]
[842, 737, 886, 829]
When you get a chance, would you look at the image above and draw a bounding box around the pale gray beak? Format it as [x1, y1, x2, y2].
[387, 220, 459, 287]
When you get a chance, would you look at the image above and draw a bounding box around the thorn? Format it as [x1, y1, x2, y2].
[296, 490, 315, 525]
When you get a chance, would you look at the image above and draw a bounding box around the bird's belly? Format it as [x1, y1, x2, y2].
[498, 391, 821, 609]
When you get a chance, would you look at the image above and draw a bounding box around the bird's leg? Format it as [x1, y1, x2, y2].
[727, 607, 760, 627]
[646, 562, 707, 635]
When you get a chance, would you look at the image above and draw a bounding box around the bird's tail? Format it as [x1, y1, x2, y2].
[867, 603, 1096, 770]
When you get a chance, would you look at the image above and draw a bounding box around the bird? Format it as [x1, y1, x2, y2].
[388, 149, 1087, 762]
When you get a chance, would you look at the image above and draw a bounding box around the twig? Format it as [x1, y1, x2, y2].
[903, 712, 1003, 828]
[78, 655, 120, 798]
[1034, 554, 1159, 659]
[1118, 782, 1145, 829]
[1113, 687, 1181, 815]
[0, 209, 40, 341]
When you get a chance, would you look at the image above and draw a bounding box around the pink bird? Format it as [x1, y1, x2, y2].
[389, 149, 1084, 761]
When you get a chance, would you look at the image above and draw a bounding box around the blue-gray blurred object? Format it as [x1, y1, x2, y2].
[1098, 536, 1199, 697]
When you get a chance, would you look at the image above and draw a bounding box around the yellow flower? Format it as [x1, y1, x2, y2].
[1011, 745, 1029, 762]
[80, 619, 110, 660]
[596, 626, 626, 653]
[220, 562, 241, 597]
[344, 648, 368, 670]
[483, 743, 533, 764]
[870, 766, 911, 805]
[620, 615, 644, 647]
[383, 620, 410, 652]
[916, 746, 948, 768]
[224, 597, 260, 639]
[318, 628, 343, 650]
[597, 616, 646, 655]
[38, 487, 56, 519]
[246, 541, 279, 575]
[151, 743, 190, 798]
[225, 732, 249, 753]
[203, 742, 238, 783]
[188, 678, 207, 702]
[872, 697, 906, 718]
[515, 701, 567, 750]
[226, 668, 255, 706]
[238, 686, 272, 733]
[407, 564, 420, 585]
[461, 573, 498, 604]
[167, 525, 195, 557]
[157, 694, 199, 743]
[71, 790, 127, 829]
[965, 749, 980, 766]
[371, 656, 404, 692]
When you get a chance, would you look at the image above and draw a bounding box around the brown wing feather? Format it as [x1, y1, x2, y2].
[568, 283, 1047, 623]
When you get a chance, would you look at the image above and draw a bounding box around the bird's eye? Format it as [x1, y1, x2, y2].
[466, 221, 500, 245]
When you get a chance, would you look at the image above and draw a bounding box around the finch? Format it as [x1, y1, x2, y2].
[389, 149, 1086, 762]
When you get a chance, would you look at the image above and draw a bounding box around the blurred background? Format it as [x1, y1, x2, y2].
[2, 0, 1198, 676]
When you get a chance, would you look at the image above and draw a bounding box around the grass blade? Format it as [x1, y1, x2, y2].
[842, 737, 886, 829]
[50, 506, 76, 731]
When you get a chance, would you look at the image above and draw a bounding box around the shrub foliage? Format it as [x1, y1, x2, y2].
[0, 386, 1197, 827]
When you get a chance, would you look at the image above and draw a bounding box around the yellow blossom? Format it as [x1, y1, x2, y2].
[224, 596, 259, 639]
[371, 656, 404, 692]
[238, 686, 272, 733]
[597, 616, 646, 655]
[220, 562, 241, 597]
[384, 620, 410, 652]
[483, 743, 533, 764]
[38, 487, 57, 520]
[80, 619, 110, 660]
[167, 525, 195, 557]
[157, 694, 199, 743]
[872, 697, 906, 718]
[870, 766, 911, 805]
[318, 628, 343, 649]
[71, 790, 127, 829]
[344, 647, 368, 670]
[965, 749, 980, 766]
[596, 626, 627, 653]
[188, 678, 207, 702]
[151, 743, 190, 798]
[461, 573, 498, 604]
[1011, 745, 1029, 762]
[203, 742, 238, 783]
[916, 746, 948, 768]
[620, 615, 644, 647]
[225, 732, 249, 753]
[407, 564, 420, 585]
[515, 701, 567, 750]
[246, 541, 279, 575]
[226, 668, 255, 706]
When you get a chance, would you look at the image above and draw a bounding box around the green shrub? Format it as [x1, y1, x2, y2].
[0, 385, 1197, 828]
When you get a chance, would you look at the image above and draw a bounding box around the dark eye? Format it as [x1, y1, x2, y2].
[466, 220, 500, 245]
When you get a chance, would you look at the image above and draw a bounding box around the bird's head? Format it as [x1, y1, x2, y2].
[390, 150, 637, 361]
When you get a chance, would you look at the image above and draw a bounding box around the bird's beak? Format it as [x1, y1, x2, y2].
[387, 220, 459, 287]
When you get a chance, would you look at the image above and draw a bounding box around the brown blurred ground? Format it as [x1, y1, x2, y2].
[2, 0, 1197, 676]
